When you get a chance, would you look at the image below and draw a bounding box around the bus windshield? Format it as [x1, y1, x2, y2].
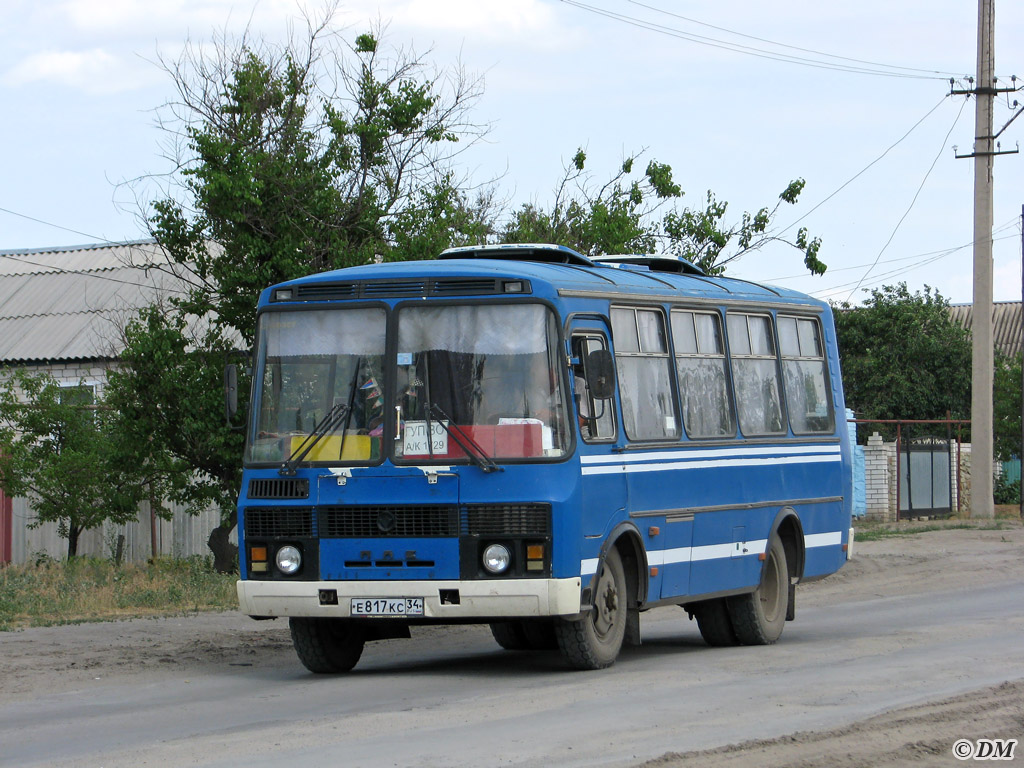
[246, 307, 387, 465]
[245, 302, 571, 465]
[393, 303, 571, 462]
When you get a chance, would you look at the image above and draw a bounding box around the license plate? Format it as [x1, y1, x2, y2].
[350, 597, 424, 617]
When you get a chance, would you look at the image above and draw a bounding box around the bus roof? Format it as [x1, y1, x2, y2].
[260, 245, 826, 310]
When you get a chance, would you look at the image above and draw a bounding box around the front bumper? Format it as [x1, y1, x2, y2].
[237, 577, 583, 619]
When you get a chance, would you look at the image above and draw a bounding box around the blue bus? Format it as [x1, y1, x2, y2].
[235, 244, 853, 671]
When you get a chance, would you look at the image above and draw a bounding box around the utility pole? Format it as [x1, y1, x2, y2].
[954, 0, 1020, 518]
[971, 0, 995, 519]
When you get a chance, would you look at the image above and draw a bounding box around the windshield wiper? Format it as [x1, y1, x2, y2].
[427, 403, 503, 473]
[279, 402, 351, 476]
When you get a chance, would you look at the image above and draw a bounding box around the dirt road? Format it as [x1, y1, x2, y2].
[1, 520, 1021, 767]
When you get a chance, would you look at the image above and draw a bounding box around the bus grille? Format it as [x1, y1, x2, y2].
[245, 508, 314, 538]
[319, 506, 459, 538]
[432, 278, 501, 295]
[248, 478, 309, 499]
[287, 277, 506, 301]
[462, 504, 551, 536]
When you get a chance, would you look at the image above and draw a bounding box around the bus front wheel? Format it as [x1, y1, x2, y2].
[556, 547, 628, 669]
[289, 617, 365, 673]
[727, 537, 789, 645]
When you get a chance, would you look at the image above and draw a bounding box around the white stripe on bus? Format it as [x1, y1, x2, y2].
[581, 454, 841, 476]
[580, 444, 841, 466]
[804, 531, 843, 548]
[580, 531, 844, 577]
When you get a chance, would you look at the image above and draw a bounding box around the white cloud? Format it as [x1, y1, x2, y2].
[3, 49, 154, 94]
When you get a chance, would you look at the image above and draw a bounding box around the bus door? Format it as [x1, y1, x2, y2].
[570, 325, 627, 544]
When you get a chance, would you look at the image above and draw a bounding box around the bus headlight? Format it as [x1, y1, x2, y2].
[482, 544, 511, 574]
[276, 545, 302, 575]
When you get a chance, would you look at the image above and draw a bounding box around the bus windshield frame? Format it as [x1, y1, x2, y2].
[244, 301, 573, 467]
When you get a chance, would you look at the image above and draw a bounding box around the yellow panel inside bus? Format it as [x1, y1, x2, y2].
[289, 433, 372, 461]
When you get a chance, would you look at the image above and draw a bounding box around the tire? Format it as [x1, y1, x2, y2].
[289, 617, 366, 673]
[691, 598, 739, 647]
[555, 547, 628, 670]
[727, 537, 789, 645]
[490, 621, 530, 650]
[520, 619, 560, 650]
[490, 620, 560, 651]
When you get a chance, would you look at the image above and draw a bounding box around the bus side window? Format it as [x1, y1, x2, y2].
[727, 313, 785, 436]
[610, 307, 680, 441]
[778, 315, 834, 434]
[572, 334, 616, 442]
[671, 309, 736, 438]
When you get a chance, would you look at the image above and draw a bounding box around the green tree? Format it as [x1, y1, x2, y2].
[501, 148, 825, 275]
[993, 351, 1021, 462]
[832, 283, 971, 429]
[104, 307, 245, 572]
[0, 371, 161, 559]
[144, 14, 490, 343]
[113, 13, 492, 567]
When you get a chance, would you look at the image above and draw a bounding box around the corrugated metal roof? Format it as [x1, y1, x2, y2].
[948, 301, 1022, 358]
[0, 240, 169, 276]
[0, 240, 195, 364]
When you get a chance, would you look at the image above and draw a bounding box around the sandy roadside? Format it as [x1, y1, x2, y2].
[644, 519, 1024, 767]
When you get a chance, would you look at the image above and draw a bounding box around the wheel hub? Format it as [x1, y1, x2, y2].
[594, 571, 619, 636]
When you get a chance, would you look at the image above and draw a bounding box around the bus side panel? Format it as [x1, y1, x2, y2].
[622, 461, 693, 598]
[688, 507, 769, 597]
[798, 501, 850, 579]
[629, 441, 847, 601]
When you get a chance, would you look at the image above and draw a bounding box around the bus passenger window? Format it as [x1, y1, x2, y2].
[727, 313, 785, 436]
[671, 310, 735, 438]
[778, 316, 834, 434]
[610, 307, 680, 441]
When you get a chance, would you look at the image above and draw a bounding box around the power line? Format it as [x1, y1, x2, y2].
[0, 204, 111, 245]
[799, 216, 1020, 299]
[770, 218, 1021, 282]
[0, 250, 189, 294]
[806, 233, 1018, 301]
[843, 95, 969, 301]
[560, 0, 957, 80]
[628, 0, 965, 79]
[777, 95, 953, 238]
[0, 205, 193, 293]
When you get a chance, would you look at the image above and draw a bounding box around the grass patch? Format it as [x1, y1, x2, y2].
[0, 556, 238, 631]
[853, 520, 1010, 542]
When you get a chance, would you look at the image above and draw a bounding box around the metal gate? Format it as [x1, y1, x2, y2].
[899, 436, 954, 519]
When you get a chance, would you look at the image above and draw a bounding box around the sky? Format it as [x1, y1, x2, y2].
[2, 0, 1023, 306]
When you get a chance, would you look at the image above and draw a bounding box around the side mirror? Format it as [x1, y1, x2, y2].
[224, 364, 238, 423]
[585, 349, 616, 400]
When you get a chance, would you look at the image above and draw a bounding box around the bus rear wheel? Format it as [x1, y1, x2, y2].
[490, 620, 559, 651]
[490, 621, 530, 650]
[691, 598, 739, 647]
[727, 537, 789, 645]
[289, 617, 366, 673]
[555, 547, 628, 669]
